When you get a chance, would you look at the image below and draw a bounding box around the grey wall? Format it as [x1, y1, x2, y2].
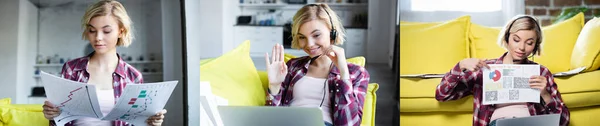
[37, 0, 163, 62]
[0, 0, 21, 104]
[160, 0, 185, 125]
[184, 0, 201, 125]
[0, 0, 38, 104]
[368, 0, 397, 64]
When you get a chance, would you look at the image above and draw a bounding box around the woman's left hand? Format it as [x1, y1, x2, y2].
[324, 45, 349, 79]
[529, 75, 549, 96]
[146, 109, 167, 126]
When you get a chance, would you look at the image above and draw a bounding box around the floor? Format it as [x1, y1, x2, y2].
[366, 63, 397, 126]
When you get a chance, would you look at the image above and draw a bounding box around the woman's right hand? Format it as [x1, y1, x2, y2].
[459, 58, 490, 72]
[265, 43, 288, 93]
[43, 100, 61, 120]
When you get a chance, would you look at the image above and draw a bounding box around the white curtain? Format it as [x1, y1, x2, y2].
[399, 0, 524, 27]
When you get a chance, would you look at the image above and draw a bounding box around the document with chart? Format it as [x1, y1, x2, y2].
[482, 64, 540, 105]
[40, 71, 178, 126]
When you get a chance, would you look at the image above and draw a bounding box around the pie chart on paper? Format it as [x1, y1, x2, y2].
[488, 70, 501, 82]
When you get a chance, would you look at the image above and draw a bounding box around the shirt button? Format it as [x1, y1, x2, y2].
[336, 89, 339, 92]
[335, 104, 338, 107]
[336, 84, 339, 87]
[330, 90, 333, 93]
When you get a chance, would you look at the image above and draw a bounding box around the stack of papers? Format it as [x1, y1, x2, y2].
[199, 81, 228, 126]
[40, 71, 178, 126]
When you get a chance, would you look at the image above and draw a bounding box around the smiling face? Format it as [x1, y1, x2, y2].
[297, 20, 332, 57]
[506, 30, 537, 62]
[86, 15, 121, 54]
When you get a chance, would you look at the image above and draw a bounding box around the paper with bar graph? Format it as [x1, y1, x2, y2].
[101, 81, 178, 125]
[40, 71, 178, 126]
[40, 71, 103, 126]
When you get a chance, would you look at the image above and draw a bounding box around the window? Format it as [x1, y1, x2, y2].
[410, 0, 502, 12]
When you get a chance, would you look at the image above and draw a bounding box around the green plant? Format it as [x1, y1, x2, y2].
[553, 6, 588, 24]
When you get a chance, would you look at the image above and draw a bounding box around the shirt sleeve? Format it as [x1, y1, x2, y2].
[60, 63, 72, 80]
[264, 60, 294, 106]
[435, 62, 477, 102]
[333, 65, 370, 126]
[536, 67, 570, 126]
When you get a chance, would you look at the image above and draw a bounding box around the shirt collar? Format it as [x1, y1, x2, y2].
[83, 52, 128, 79]
[496, 52, 534, 64]
[299, 56, 341, 75]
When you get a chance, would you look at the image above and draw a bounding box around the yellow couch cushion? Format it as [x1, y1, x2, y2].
[362, 83, 379, 126]
[399, 70, 600, 112]
[0, 104, 48, 126]
[200, 40, 265, 106]
[400, 101, 600, 126]
[400, 16, 471, 75]
[571, 17, 600, 72]
[533, 13, 584, 73]
[0, 98, 10, 105]
[469, 24, 505, 59]
[400, 112, 472, 126]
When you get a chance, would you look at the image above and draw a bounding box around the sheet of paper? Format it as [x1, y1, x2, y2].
[40, 71, 103, 126]
[400, 74, 445, 78]
[101, 81, 178, 126]
[199, 81, 226, 126]
[553, 67, 586, 77]
[482, 64, 540, 105]
[41, 71, 178, 126]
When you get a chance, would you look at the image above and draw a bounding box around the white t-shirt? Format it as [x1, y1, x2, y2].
[290, 76, 333, 124]
[73, 88, 115, 126]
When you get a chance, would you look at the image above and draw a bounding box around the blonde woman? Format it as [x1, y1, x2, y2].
[435, 15, 570, 126]
[41, 0, 166, 126]
[264, 4, 370, 126]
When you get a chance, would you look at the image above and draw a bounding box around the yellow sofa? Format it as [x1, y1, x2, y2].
[200, 41, 379, 126]
[400, 13, 600, 126]
[0, 98, 48, 126]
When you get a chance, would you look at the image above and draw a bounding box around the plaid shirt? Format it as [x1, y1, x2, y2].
[435, 52, 570, 126]
[265, 56, 370, 126]
[50, 53, 144, 126]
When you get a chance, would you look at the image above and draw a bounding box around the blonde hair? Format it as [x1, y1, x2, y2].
[498, 15, 543, 56]
[291, 3, 345, 49]
[81, 0, 133, 47]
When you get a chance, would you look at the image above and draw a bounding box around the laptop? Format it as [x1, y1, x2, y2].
[496, 114, 560, 126]
[217, 106, 324, 126]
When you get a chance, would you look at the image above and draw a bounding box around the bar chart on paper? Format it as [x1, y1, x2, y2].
[102, 81, 177, 125]
[119, 90, 156, 120]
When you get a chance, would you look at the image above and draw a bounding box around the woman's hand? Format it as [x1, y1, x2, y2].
[323, 45, 349, 79]
[265, 43, 287, 93]
[146, 109, 167, 126]
[530, 75, 551, 104]
[43, 100, 61, 120]
[459, 58, 490, 72]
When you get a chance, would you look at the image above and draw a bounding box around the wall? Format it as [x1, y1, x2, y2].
[17, 0, 39, 104]
[525, 0, 600, 25]
[184, 0, 202, 125]
[197, 0, 225, 59]
[37, 0, 163, 64]
[0, 0, 38, 104]
[160, 0, 185, 125]
[368, 0, 397, 64]
[0, 0, 20, 103]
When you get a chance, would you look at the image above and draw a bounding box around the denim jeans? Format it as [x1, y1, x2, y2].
[324, 122, 333, 126]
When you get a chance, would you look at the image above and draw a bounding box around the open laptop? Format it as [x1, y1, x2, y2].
[217, 106, 324, 126]
[496, 114, 560, 126]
